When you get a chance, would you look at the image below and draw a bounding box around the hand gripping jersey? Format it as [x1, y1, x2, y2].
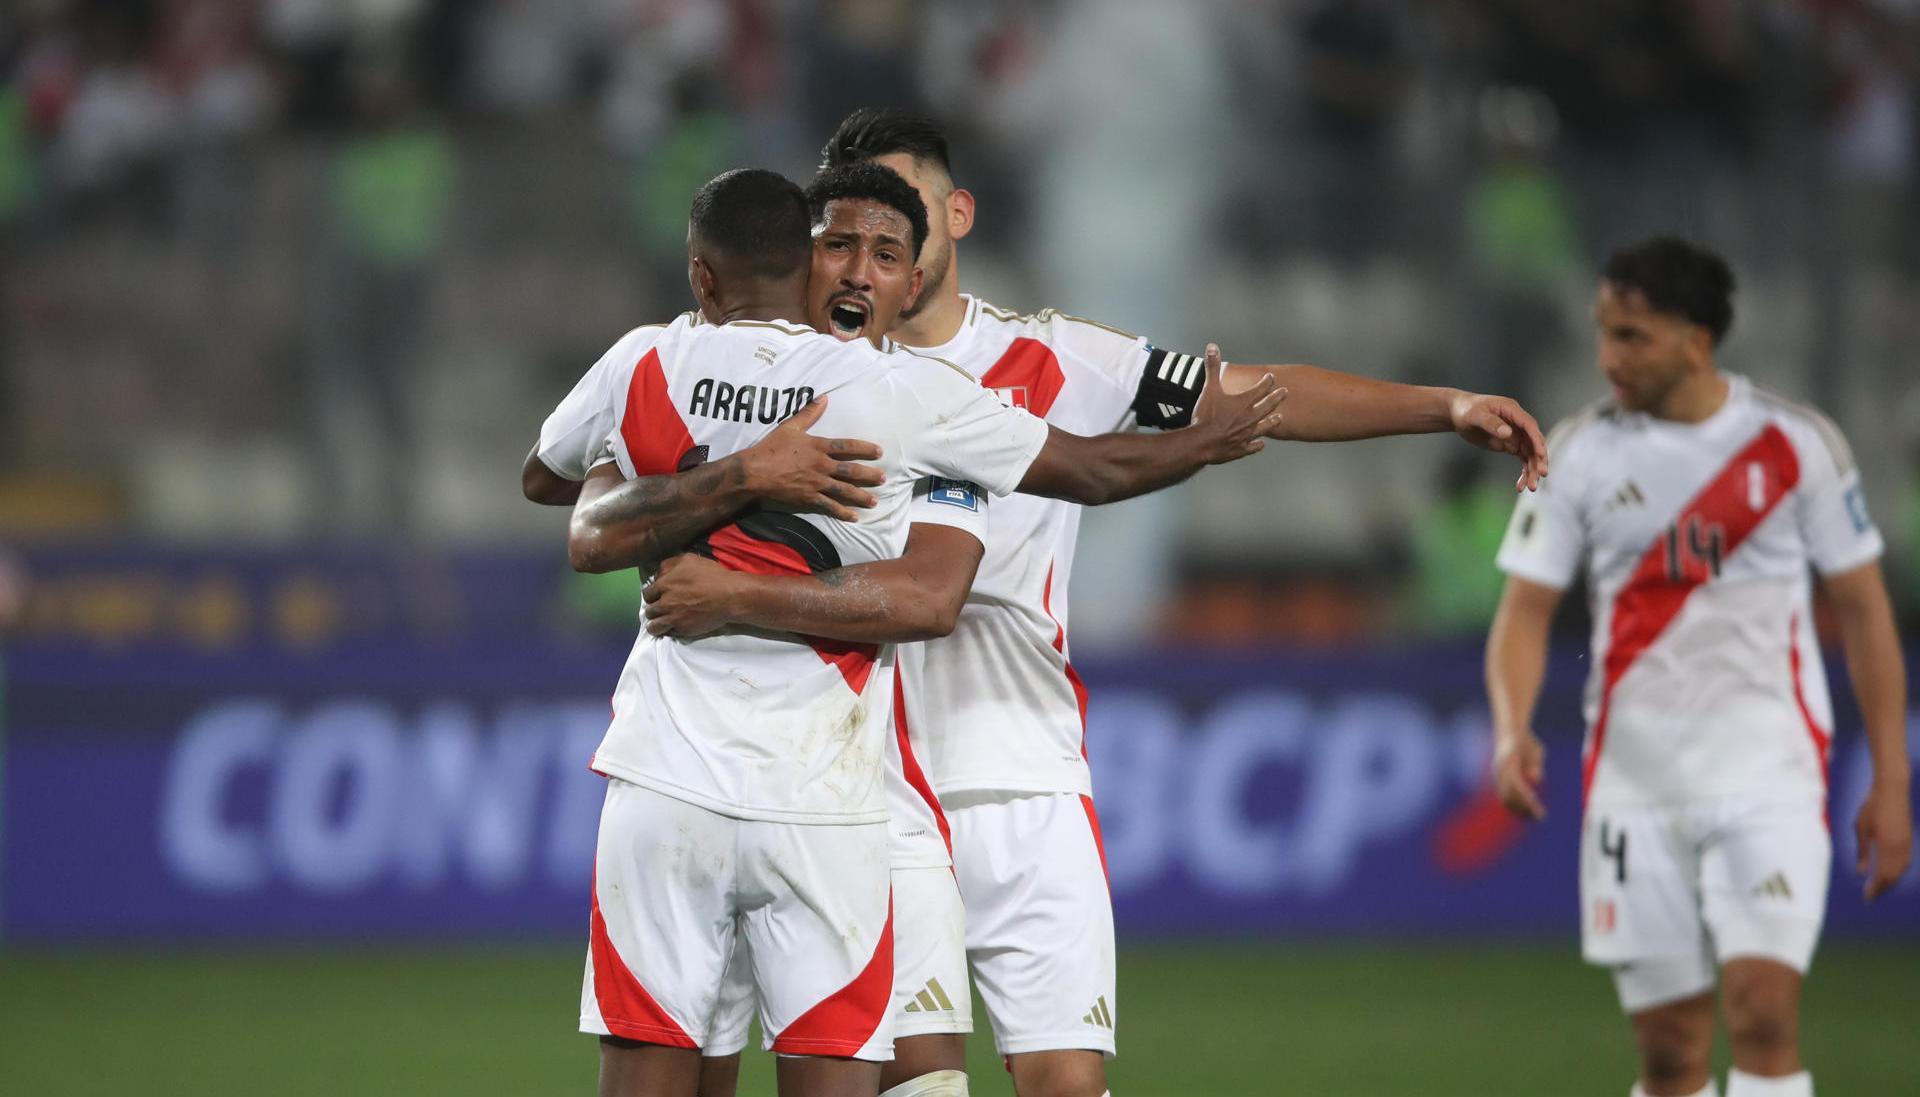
[1496, 375, 1883, 810]
[544, 312, 1049, 825]
[886, 296, 1208, 868]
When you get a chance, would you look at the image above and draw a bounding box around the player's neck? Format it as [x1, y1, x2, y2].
[711, 296, 808, 327]
[890, 282, 967, 348]
[1652, 370, 1730, 424]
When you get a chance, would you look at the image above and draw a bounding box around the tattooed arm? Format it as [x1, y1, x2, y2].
[642, 523, 985, 642]
[565, 398, 886, 574]
[567, 460, 757, 573]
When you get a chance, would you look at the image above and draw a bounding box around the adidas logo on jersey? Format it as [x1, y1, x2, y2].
[901, 977, 957, 1014]
[1752, 872, 1794, 900]
[1082, 996, 1114, 1030]
[1606, 480, 1647, 512]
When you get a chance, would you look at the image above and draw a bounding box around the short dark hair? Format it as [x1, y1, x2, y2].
[819, 107, 953, 178]
[1602, 236, 1736, 344]
[687, 168, 812, 280]
[804, 162, 929, 261]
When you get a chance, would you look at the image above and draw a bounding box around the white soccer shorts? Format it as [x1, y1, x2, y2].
[705, 863, 972, 1056]
[946, 790, 1116, 1058]
[1580, 792, 1829, 1012]
[579, 778, 894, 1060]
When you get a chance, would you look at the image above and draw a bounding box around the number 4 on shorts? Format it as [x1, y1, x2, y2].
[1598, 819, 1628, 883]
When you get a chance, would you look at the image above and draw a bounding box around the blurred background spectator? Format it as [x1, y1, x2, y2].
[4, 0, 1920, 641]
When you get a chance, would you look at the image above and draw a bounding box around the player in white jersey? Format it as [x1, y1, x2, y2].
[642, 108, 1550, 1097]
[1487, 237, 1913, 1097]
[541, 166, 1281, 1097]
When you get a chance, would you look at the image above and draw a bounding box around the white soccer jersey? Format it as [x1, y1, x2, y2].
[545, 312, 1049, 825]
[1497, 374, 1883, 810]
[889, 296, 1208, 852]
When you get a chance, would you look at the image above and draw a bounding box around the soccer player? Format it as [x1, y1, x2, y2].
[1486, 237, 1913, 1097]
[547, 165, 1281, 1097]
[646, 107, 1550, 1097]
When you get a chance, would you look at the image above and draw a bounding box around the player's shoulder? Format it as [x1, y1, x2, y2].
[884, 345, 985, 410]
[606, 312, 692, 353]
[976, 298, 1142, 351]
[1544, 396, 1624, 460]
[1744, 380, 1856, 475]
[723, 316, 817, 340]
[685, 315, 818, 350]
[892, 343, 981, 382]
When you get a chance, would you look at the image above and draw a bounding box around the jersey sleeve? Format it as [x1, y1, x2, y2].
[907, 476, 989, 549]
[897, 356, 1051, 497]
[1792, 421, 1884, 576]
[1048, 313, 1209, 431]
[536, 329, 651, 480]
[1495, 465, 1585, 590]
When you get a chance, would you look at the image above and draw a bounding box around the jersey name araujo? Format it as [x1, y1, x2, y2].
[688, 378, 816, 424]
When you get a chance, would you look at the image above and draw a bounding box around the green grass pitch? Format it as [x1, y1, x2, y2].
[2, 942, 1911, 1094]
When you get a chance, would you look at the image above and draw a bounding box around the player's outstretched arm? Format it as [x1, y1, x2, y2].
[1018, 344, 1284, 505]
[565, 399, 886, 573]
[1221, 362, 1549, 491]
[522, 446, 583, 506]
[1486, 575, 1563, 821]
[642, 523, 984, 643]
[1824, 560, 1914, 900]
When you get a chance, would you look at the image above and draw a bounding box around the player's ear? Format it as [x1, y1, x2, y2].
[1686, 323, 1714, 365]
[947, 188, 975, 242]
[903, 265, 925, 312]
[688, 256, 717, 314]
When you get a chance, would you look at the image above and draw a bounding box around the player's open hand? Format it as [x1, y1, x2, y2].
[1189, 343, 1286, 465]
[644, 554, 740, 640]
[1855, 777, 1914, 901]
[740, 397, 886, 521]
[1491, 731, 1548, 821]
[1449, 392, 1549, 492]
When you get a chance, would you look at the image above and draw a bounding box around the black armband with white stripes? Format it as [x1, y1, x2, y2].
[1132, 347, 1208, 428]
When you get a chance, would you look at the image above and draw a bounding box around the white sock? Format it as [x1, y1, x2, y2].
[1725, 1069, 1812, 1097]
[1631, 1082, 1717, 1097]
[879, 1070, 968, 1097]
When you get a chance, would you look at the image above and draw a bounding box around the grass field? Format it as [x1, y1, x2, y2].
[2, 942, 1913, 1095]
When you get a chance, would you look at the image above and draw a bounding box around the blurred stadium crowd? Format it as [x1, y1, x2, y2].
[3, 0, 1920, 644]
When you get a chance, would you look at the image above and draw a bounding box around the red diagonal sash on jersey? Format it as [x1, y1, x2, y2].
[622, 351, 877, 694]
[702, 525, 879, 695]
[981, 338, 1066, 417]
[1583, 424, 1801, 807]
[620, 348, 696, 475]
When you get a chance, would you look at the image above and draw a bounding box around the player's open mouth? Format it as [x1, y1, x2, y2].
[827, 297, 871, 340]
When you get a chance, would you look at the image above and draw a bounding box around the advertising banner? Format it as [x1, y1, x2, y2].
[6, 633, 1915, 943]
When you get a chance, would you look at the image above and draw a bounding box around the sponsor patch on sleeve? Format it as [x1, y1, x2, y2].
[927, 478, 981, 512]
[1844, 483, 1872, 533]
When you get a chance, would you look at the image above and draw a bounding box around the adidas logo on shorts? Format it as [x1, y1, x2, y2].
[1751, 871, 1793, 900]
[902, 977, 957, 1014]
[1082, 996, 1113, 1030]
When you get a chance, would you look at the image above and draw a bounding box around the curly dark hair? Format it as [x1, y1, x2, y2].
[1602, 236, 1737, 345]
[804, 161, 929, 261]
